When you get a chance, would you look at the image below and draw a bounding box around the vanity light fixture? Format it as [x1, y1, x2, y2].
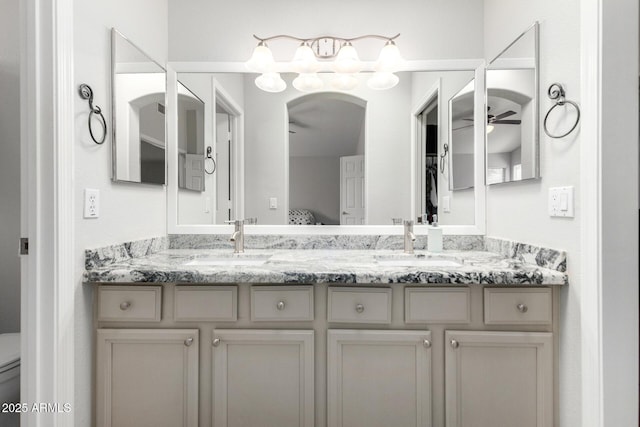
[246, 34, 403, 93]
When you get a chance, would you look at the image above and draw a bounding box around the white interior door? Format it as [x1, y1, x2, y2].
[215, 112, 232, 223]
[340, 155, 365, 225]
[184, 154, 204, 191]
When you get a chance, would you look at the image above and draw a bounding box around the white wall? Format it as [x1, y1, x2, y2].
[73, 1, 168, 425]
[290, 157, 341, 224]
[168, 0, 484, 62]
[0, 0, 20, 334]
[483, 1, 581, 425]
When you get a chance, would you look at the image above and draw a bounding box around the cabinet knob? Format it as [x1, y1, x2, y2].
[119, 301, 131, 311]
[355, 304, 365, 313]
[184, 337, 194, 347]
[423, 339, 431, 348]
[212, 338, 221, 347]
[450, 339, 459, 349]
[517, 303, 528, 313]
[276, 301, 286, 311]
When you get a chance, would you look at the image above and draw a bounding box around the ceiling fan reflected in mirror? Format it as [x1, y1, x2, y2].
[455, 106, 521, 132]
[288, 120, 311, 134]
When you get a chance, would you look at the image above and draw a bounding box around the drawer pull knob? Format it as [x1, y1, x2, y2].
[355, 304, 365, 313]
[212, 338, 221, 347]
[450, 339, 459, 349]
[184, 337, 194, 347]
[276, 301, 286, 311]
[423, 339, 431, 348]
[517, 303, 528, 313]
[119, 301, 131, 311]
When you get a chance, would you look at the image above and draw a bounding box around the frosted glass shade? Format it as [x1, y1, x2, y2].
[375, 41, 403, 72]
[331, 74, 359, 91]
[487, 124, 495, 134]
[292, 43, 320, 73]
[246, 43, 274, 73]
[255, 72, 286, 93]
[367, 72, 399, 90]
[292, 73, 324, 92]
[334, 43, 363, 73]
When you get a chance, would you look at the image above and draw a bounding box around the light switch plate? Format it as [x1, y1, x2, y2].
[83, 188, 100, 218]
[442, 196, 451, 213]
[269, 197, 278, 209]
[548, 186, 574, 217]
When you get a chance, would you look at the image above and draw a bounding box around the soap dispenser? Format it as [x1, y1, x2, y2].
[427, 219, 443, 252]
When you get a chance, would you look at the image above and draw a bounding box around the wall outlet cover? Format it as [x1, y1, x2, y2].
[83, 188, 100, 218]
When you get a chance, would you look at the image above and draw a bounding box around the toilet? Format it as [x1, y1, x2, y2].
[0, 333, 20, 427]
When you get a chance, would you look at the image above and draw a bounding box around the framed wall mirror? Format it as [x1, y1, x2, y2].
[448, 78, 476, 191]
[167, 66, 486, 234]
[485, 22, 540, 185]
[111, 28, 167, 185]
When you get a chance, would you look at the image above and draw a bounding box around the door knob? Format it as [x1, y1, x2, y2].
[355, 303, 365, 313]
[184, 337, 194, 347]
[276, 301, 286, 311]
[423, 339, 431, 348]
[212, 338, 221, 347]
[517, 303, 528, 313]
[450, 339, 459, 349]
[342, 211, 350, 215]
[119, 301, 131, 311]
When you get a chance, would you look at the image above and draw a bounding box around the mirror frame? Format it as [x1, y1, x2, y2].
[485, 21, 540, 186]
[167, 61, 486, 236]
[111, 28, 167, 185]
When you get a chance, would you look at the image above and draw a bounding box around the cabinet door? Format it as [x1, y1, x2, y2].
[445, 331, 553, 427]
[327, 330, 432, 427]
[212, 329, 314, 427]
[96, 329, 199, 427]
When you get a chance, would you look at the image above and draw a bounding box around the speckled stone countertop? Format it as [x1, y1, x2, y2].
[83, 248, 567, 286]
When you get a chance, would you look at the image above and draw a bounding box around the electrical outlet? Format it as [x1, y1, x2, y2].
[84, 189, 100, 218]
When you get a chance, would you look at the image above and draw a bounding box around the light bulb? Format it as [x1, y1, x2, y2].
[293, 73, 323, 92]
[292, 43, 320, 73]
[331, 74, 359, 91]
[367, 72, 399, 90]
[246, 42, 274, 73]
[375, 40, 403, 72]
[487, 124, 495, 134]
[334, 42, 363, 73]
[255, 72, 286, 93]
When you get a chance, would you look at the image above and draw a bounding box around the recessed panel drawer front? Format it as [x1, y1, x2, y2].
[327, 287, 392, 324]
[251, 286, 314, 321]
[484, 287, 552, 325]
[97, 286, 162, 322]
[174, 286, 237, 322]
[405, 287, 471, 324]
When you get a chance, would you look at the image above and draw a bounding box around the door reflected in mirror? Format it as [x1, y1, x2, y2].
[111, 28, 166, 185]
[449, 78, 475, 191]
[486, 22, 539, 185]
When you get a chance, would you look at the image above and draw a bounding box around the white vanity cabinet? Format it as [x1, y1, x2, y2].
[444, 331, 553, 427]
[327, 330, 432, 427]
[95, 328, 199, 427]
[92, 283, 557, 427]
[211, 329, 315, 427]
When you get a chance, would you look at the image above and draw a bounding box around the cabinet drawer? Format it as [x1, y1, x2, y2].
[97, 286, 162, 322]
[327, 287, 392, 324]
[405, 287, 471, 324]
[251, 286, 314, 321]
[174, 286, 237, 322]
[484, 288, 552, 325]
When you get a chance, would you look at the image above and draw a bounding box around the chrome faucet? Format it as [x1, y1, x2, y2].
[227, 220, 245, 253]
[403, 220, 416, 254]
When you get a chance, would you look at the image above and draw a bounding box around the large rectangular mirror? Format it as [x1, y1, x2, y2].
[486, 22, 539, 185]
[111, 28, 166, 185]
[168, 69, 484, 230]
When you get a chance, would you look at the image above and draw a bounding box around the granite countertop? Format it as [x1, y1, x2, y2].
[83, 248, 568, 286]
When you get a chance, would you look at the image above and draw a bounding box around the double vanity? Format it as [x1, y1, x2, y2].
[85, 235, 566, 427]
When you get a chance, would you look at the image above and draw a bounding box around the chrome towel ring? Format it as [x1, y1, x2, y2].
[205, 146, 217, 174]
[543, 83, 580, 139]
[78, 84, 107, 145]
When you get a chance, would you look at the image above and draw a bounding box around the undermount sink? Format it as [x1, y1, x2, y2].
[183, 255, 269, 267]
[375, 255, 463, 268]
